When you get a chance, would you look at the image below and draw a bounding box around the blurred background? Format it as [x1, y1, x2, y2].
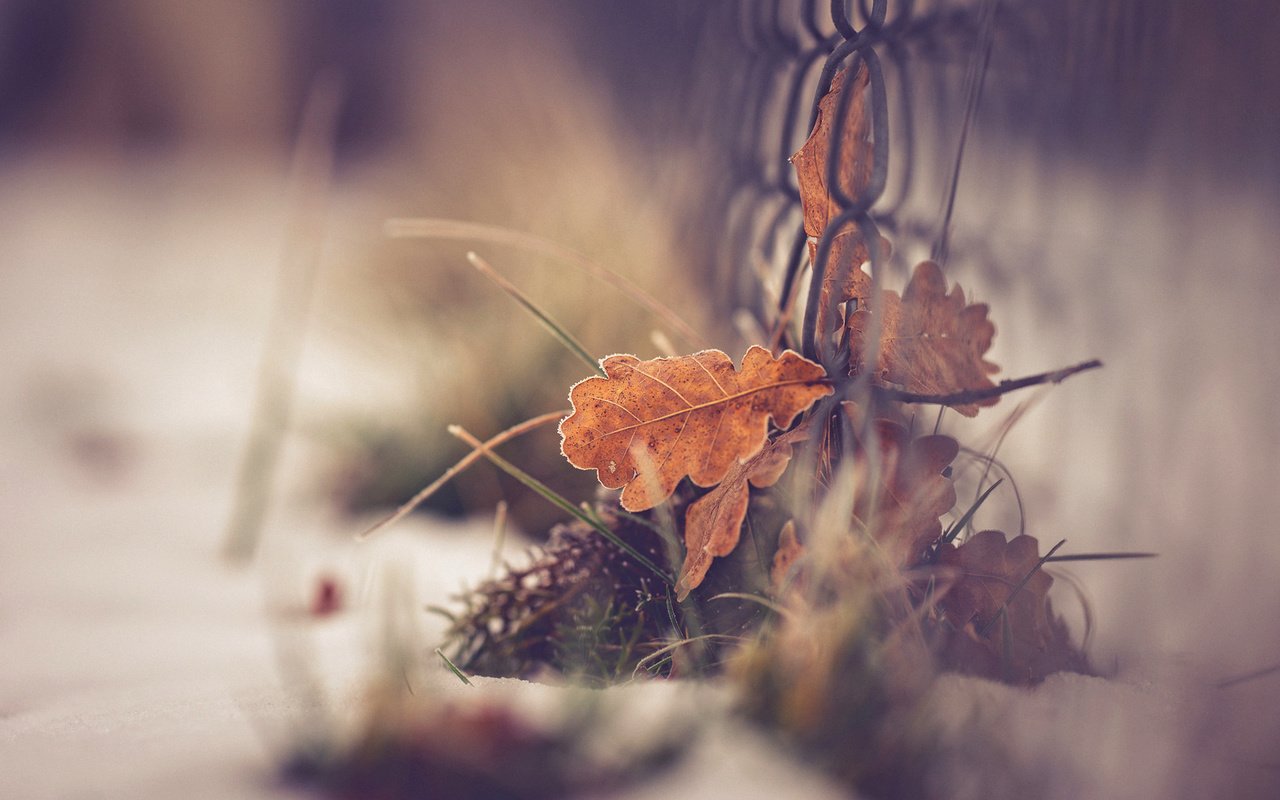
[1, 0, 1279, 796]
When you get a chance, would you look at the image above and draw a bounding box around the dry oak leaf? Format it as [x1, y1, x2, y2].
[791, 62, 882, 349]
[935, 530, 1067, 683]
[848, 260, 999, 416]
[769, 520, 804, 598]
[848, 416, 959, 569]
[791, 62, 872, 240]
[806, 234, 893, 353]
[936, 531, 1052, 633]
[560, 346, 831, 513]
[676, 426, 810, 601]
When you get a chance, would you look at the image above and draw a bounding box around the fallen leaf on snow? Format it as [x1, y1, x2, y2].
[934, 530, 1084, 683]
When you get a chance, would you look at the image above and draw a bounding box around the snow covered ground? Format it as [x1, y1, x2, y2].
[2, 128, 1279, 799]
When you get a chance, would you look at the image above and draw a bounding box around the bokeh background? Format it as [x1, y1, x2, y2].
[2, 1, 1279, 797]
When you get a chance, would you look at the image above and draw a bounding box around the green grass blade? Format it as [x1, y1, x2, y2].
[385, 217, 708, 347]
[435, 648, 473, 686]
[708, 592, 790, 617]
[449, 425, 673, 585]
[467, 252, 602, 376]
[942, 478, 1003, 544]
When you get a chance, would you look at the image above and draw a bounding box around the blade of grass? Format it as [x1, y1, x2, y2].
[467, 252, 602, 376]
[357, 410, 567, 540]
[1045, 552, 1157, 562]
[1217, 661, 1280, 689]
[385, 217, 707, 347]
[708, 592, 791, 618]
[979, 538, 1066, 637]
[631, 633, 745, 678]
[435, 647, 474, 686]
[424, 605, 457, 623]
[223, 72, 343, 563]
[449, 425, 673, 586]
[942, 478, 1003, 544]
[960, 446, 1026, 536]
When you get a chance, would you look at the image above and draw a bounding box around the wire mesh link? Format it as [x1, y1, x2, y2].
[698, 0, 1007, 369]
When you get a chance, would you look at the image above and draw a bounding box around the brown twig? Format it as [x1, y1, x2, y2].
[872, 359, 1103, 407]
[357, 410, 567, 540]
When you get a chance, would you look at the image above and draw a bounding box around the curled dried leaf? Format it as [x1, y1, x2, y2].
[849, 415, 959, 569]
[676, 426, 811, 600]
[937, 531, 1052, 634]
[791, 63, 872, 240]
[849, 261, 999, 416]
[559, 346, 831, 512]
[808, 234, 893, 352]
[934, 530, 1083, 683]
[791, 62, 887, 351]
[769, 520, 804, 598]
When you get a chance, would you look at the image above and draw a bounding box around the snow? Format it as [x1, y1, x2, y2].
[2, 148, 1279, 799]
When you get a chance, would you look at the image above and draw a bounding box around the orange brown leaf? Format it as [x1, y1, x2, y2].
[676, 426, 810, 600]
[848, 261, 999, 416]
[933, 531, 1081, 684]
[791, 63, 883, 350]
[559, 346, 831, 512]
[791, 63, 872, 240]
[769, 520, 804, 598]
[806, 234, 892, 352]
[848, 415, 959, 569]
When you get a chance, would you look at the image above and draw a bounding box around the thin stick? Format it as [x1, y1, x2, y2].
[931, 0, 999, 266]
[356, 410, 566, 540]
[386, 218, 707, 348]
[467, 252, 602, 375]
[874, 359, 1103, 407]
[223, 72, 344, 562]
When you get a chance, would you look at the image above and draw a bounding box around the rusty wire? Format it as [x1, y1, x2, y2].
[699, 0, 1007, 368]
